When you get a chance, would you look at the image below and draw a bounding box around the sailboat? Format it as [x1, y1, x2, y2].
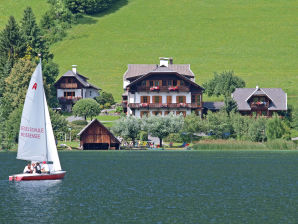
[9, 61, 66, 181]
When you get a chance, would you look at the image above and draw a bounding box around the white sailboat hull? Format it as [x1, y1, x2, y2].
[9, 171, 66, 181]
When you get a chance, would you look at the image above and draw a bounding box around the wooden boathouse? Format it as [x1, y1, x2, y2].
[77, 119, 120, 150]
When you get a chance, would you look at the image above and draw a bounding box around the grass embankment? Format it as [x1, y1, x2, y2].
[192, 139, 297, 150]
[0, 0, 49, 30]
[49, 0, 298, 107]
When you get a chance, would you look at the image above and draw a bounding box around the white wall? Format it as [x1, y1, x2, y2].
[84, 88, 99, 99]
[123, 80, 130, 89]
[133, 108, 192, 117]
[131, 92, 191, 104]
[57, 89, 82, 98]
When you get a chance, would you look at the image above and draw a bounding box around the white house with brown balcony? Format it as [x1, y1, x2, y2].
[55, 65, 100, 111]
[122, 58, 204, 117]
[232, 86, 287, 117]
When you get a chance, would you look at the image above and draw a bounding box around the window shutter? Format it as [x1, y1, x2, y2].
[176, 96, 179, 103]
[141, 96, 144, 103]
[183, 96, 186, 103]
[159, 96, 162, 103]
[167, 96, 172, 103]
[152, 96, 155, 103]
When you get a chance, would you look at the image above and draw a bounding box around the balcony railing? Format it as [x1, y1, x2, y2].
[60, 83, 78, 89]
[136, 86, 190, 92]
[250, 101, 269, 109]
[128, 103, 201, 109]
[58, 96, 82, 103]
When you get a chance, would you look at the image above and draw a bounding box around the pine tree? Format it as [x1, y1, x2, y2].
[21, 7, 52, 60]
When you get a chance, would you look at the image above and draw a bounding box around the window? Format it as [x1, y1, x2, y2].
[253, 98, 258, 103]
[141, 96, 149, 103]
[178, 96, 185, 103]
[167, 80, 172, 86]
[149, 81, 154, 87]
[162, 80, 167, 86]
[173, 80, 177, 86]
[64, 92, 75, 97]
[141, 81, 146, 86]
[180, 80, 184, 86]
[154, 96, 161, 103]
[153, 111, 162, 116]
[191, 95, 196, 103]
[141, 111, 149, 117]
[154, 80, 159, 86]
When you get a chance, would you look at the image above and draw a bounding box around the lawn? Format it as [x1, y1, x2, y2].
[0, 0, 49, 30]
[1, 0, 297, 107]
[50, 0, 298, 107]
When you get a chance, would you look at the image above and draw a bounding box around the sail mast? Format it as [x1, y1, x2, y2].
[39, 55, 49, 162]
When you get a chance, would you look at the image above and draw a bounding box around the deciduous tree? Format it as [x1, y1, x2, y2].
[203, 71, 245, 97]
[72, 98, 101, 120]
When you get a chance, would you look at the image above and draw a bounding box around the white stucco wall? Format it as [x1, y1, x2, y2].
[132, 92, 191, 104]
[133, 109, 192, 117]
[57, 89, 82, 98]
[123, 80, 130, 89]
[84, 88, 99, 98]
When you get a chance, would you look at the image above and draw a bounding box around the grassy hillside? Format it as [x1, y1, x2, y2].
[1, 0, 297, 106]
[0, 0, 49, 30]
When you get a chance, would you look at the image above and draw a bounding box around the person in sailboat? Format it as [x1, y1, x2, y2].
[41, 161, 50, 173]
[23, 163, 32, 173]
[34, 162, 42, 174]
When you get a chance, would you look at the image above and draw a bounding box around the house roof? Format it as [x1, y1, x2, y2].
[203, 102, 224, 110]
[126, 69, 204, 90]
[55, 70, 100, 90]
[123, 64, 195, 79]
[232, 87, 287, 111]
[77, 119, 120, 143]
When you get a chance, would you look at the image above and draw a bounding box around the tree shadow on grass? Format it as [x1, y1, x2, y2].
[76, 0, 129, 25]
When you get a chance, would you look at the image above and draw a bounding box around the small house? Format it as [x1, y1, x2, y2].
[232, 86, 287, 117]
[55, 65, 100, 111]
[77, 119, 120, 150]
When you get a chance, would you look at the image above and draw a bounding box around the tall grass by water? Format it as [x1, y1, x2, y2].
[193, 139, 297, 150]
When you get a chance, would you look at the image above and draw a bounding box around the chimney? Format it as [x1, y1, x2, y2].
[159, 57, 169, 67]
[169, 57, 173, 64]
[256, 85, 259, 90]
[72, 65, 77, 74]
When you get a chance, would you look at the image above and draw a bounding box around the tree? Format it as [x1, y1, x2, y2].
[112, 116, 142, 144]
[248, 117, 267, 142]
[95, 91, 115, 106]
[230, 113, 251, 140]
[182, 113, 204, 143]
[4, 106, 23, 147]
[72, 98, 101, 120]
[0, 16, 26, 96]
[49, 109, 68, 139]
[143, 114, 184, 147]
[20, 7, 52, 60]
[65, 0, 118, 15]
[204, 111, 233, 139]
[266, 115, 286, 140]
[203, 71, 245, 97]
[2, 59, 36, 120]
[222, 97, 238, 115]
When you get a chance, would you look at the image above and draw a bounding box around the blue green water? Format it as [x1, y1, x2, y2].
[1, 151, 298, 223]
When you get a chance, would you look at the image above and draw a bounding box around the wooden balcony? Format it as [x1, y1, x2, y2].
[250, 101, 269, 109]
[128, 103, 201, 109]
[60, 83, 78, 89]
[136, 86, 190, 92]
[58, 96, 82, 104]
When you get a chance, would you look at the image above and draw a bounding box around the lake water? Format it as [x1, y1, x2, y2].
[0, 151, 298, 223]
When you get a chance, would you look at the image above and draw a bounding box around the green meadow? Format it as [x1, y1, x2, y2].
[0, 0, 49, 30]
[1, 0, 297, 106]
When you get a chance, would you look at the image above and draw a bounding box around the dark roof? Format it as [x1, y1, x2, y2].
[126, 70, 204, 90]
[232, 87, 287, 111]
[77, 119, 120, 143]
[123, 64, 195, 79]
[203, 102, 224, 110]
[55, 70, 100, 90]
